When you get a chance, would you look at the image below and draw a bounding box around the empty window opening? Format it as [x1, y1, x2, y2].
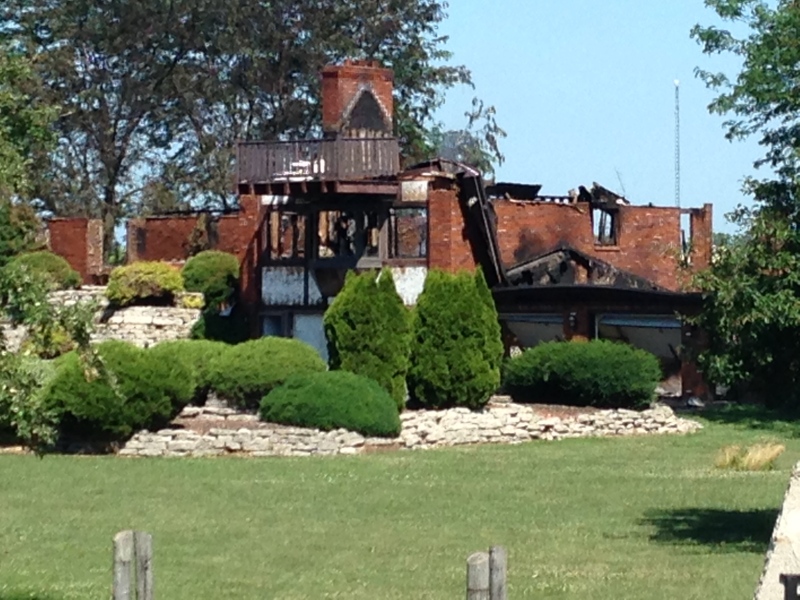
[261, 313, 289, 337]
[317, 210, 380, 259]
[593, 208, 618, 245]
[389, 207, 428, 259]
[680, 212, 692, 264]
[267, 211, 306, 260]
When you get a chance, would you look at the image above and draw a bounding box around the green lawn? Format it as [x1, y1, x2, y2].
[1, 409, 798, 600]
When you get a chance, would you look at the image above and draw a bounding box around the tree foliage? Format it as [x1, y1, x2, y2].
[0, 264, 98, 453]
[0, 199, 41, 267]
[0, 48, 52, 266]
[691, 1, 800, 404]
[427, 98, 506, 175]
[2, 0, 502, 253]
[0, 47, 54, 200]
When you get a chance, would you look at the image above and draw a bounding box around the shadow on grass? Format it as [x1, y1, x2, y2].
[642, 507, 778, 553]
[698, 404, 800, 437]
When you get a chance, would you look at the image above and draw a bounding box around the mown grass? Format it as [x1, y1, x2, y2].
[1, 408, 799, 600]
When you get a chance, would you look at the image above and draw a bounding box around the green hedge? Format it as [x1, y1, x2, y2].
[7, 251, 80, 289]
[182, 250, 239, 308]
[324, 269, 411, 410]
[502, 340, 662, 408]
[207, 337, 326, 409]
[407, 269, 503, 410]
[260, 371, 401, 437]
[42, 340, 194, 441]
[190, 305, 250, 344]
[147, 339, 228, 403]
[106, 261, 184, 306]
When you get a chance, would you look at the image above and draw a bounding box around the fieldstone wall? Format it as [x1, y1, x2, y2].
[1, 286, 202, 350]
[119, 402, 703, 458]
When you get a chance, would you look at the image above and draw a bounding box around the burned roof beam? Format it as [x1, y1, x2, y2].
[485, 182, 543, 200]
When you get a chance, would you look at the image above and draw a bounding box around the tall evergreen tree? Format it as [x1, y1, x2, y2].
[324, 269, 411, 410]
[408, 269, 502, 410]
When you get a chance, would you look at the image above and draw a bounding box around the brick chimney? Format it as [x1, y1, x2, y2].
[321, 60, 394, 137]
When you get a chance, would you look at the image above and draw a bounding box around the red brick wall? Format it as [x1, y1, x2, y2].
[48, 218, 89, 282]
[427, 187, 477, 273]
[690, 203, 713, 272]
[126, 195, 262, 264]
[321, 60, 394, 133]
[609, 206, 682, 290]
[47, 218, 107, 284]
[127, 217, 197, 263]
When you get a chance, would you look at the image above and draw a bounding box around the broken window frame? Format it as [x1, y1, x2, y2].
[315, 208, 383, 266]
[263, 209, 308, 265]
[592, 206, 619, 247]
[384, 205, 428, 265]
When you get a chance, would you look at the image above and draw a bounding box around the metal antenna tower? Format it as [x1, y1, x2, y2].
[674, 79, 681, 208]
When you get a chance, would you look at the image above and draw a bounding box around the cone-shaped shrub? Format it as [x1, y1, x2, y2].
[407, 268, 503, 410]
[324, 269, 411, 410]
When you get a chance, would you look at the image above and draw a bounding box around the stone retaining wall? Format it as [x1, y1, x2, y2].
[1, 286, 201, 350]
[119, 402, 703, 458]
[754, 462, 800, 600]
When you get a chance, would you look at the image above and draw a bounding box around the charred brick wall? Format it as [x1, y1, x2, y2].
[493, 201, 687, 291]
[427, 187, 713, 292]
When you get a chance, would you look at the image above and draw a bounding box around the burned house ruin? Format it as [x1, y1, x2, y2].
[46, 60, 714, 398]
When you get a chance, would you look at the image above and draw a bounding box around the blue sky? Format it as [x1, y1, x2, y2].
[434, 0, 763, 233]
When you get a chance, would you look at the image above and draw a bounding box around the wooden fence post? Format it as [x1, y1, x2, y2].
[467, 552, 490, 600]
[113, 530, 154, 600]
[489, 546, 507, 600]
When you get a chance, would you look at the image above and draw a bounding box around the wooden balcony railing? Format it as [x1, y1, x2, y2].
[237, 138, 401, 184]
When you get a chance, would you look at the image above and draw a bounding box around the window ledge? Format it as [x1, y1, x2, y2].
[594, 245, 621, 252]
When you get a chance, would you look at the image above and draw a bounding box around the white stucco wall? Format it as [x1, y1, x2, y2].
[293, 313, 328, 362]
[390, 266, 427, 306]
[262, 267, 322, 306]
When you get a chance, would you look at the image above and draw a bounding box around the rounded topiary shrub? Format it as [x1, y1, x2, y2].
[43, 340, 194, 442]
[182, 250, 239, 308]
[7, 251, 80, 289]
[106, 261, 184, 306]
[324, 269, 411, 411]
[207, 336, 326, 409]
[147, 339, 228, 403]
[407, 269, 503, 410]
[502, 340, 662, 408]
[260, 371, 401, 437]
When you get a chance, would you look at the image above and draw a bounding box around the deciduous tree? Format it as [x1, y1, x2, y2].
[3, 0, 503, 254]
[691, 1, 800, 403]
